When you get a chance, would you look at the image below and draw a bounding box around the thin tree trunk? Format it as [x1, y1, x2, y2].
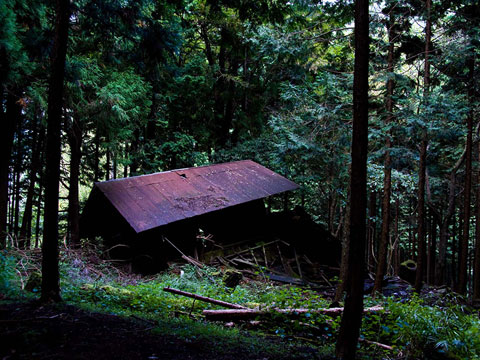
[105, 142, 110, 181]
[9, 171, 16, 241]
[335, 0, 369, 357]
[367, 191, 377, 270]
[94, 132, 100, 182]
[415, 0, 432, 293]
[35, 181, 43, 248]
[416, 138, 427, 292]
[334, 184, 351, 303]
[373, 12, 395, 295]
[41, 0, 70, 303]
[130, 129, 140, 175]
[67, 116, 82, 248]
[19, 122, 45, 248]
[474, 123, 480, 301]
[124, 143, 129, 178]
[428, 215, 437, 284]
[393, 198, 400, 275]
[0, 93, 20, 247]
[458, 54, 475, 294]
[452, 209, 458, 287]
[13, 128, 23, 242]
[113, 152, 117, 179]
[435, 147, 466, 285]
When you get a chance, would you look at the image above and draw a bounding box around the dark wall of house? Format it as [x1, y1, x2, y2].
[81, 193, 340, 274]
[266, 206, 341, 267]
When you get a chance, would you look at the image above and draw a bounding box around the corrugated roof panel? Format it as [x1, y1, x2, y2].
[93, 160, 298, 233]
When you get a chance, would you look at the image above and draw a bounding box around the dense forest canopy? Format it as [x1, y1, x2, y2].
[1, 0, 480, 334]
[2, 0, 480, 358]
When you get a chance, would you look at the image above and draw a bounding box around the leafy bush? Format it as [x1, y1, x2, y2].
[0, 251, 22, 297]
[358, 295, 480, 359]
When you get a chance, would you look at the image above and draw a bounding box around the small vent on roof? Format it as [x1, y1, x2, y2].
[178, 173, 187, 179]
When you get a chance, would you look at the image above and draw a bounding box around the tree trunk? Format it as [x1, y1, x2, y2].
[474, 124, 480, 301]
[41, 0, 70, 303]
[35, 180, 43, 248]
[393, 198, 400, 275]
[415, 0, 432, 293]
[124, 143, 129, 178]
[452, 209, 459, 287]
[19, 122, 45, 248]
[367, 191, 377, 270]
[13, 127, 23, 242]
[94, 132, 100, 182]
[130, 129, 140, 175]
[428, 215, 437, 284]
[415, 138, 427, 292]
[105, 142, 110, 181]
[335, 0, 369, 357]
[458, 54, 475, 295]
[373, 12, 395, 296]
[0, 92, 20, 247]
[67, 116, 82, 248]
[334, 186, 351, 303]
[435, 147, 466, 285]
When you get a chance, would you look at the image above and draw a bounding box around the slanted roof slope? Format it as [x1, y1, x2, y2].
[90, 160, 298, 233]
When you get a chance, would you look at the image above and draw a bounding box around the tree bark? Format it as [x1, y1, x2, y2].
[367, 191, 376, 270]
[41, 0, 70, 303]
[13, 127, 23, 242]
[19, 121, 45, 248]
[163, 287, 247, 309]
[35, 179, 43, 249]
[335, 0, 369, 358]
[0, 92, 20, 247]
[334, 189, 351, 303]
[415, 0, 432, 293]
[458, 54, 475, 295]
[474, 124, 480, 301]
[94, 132, 100, 182]
[373, 11, 395, 296]
[427, 215, 437, 284]
[415, 138, 427, 292]
[67, 116, 82, 248]
[433, 145, 466, 285]
[203, 306, 384, 322]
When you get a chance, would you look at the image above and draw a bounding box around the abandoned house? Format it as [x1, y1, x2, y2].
[80, 159, 340, 274]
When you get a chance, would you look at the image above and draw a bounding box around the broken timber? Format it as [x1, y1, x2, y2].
[163, 287, 247, 310]
[202, 305, 385, 321]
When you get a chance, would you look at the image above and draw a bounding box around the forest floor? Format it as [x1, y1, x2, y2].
[0, 300, 323, 360]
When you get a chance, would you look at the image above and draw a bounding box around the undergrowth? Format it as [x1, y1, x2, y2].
[1, 247, 480, 359]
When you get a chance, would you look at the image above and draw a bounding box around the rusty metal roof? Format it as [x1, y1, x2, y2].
[92, 160, 298, 233]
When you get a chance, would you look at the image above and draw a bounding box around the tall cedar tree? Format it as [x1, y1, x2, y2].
[41, 0, 70, 303]
[335, 0, 369, 358]
[415, 0, 431, 293]
[458, 53, 475, 294]
[475, 99, 480, 301]
[67, 116, 82, 247]
[0, 93, 20, 247]
[19, 121, 45, 247]
[373, 9, 395, 296]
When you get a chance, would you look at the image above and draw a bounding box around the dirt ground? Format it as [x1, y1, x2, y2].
[0, 301, 323, 360]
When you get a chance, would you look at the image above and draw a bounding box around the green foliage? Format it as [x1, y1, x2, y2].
[356, 295, 480, 359]
[0, 251, 23, 297]
[3, 249, 480, 359]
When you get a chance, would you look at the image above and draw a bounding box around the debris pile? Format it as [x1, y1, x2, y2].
[165, 235, 339, 294]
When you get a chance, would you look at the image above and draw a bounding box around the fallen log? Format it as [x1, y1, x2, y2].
[359, 338, 394, 351]
[181, 255, 204, 268]
[163, 287, 247, 310]
[203, 305, 384, 321]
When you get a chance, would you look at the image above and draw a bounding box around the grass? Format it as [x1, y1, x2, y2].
[2, 247, 480, 359]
